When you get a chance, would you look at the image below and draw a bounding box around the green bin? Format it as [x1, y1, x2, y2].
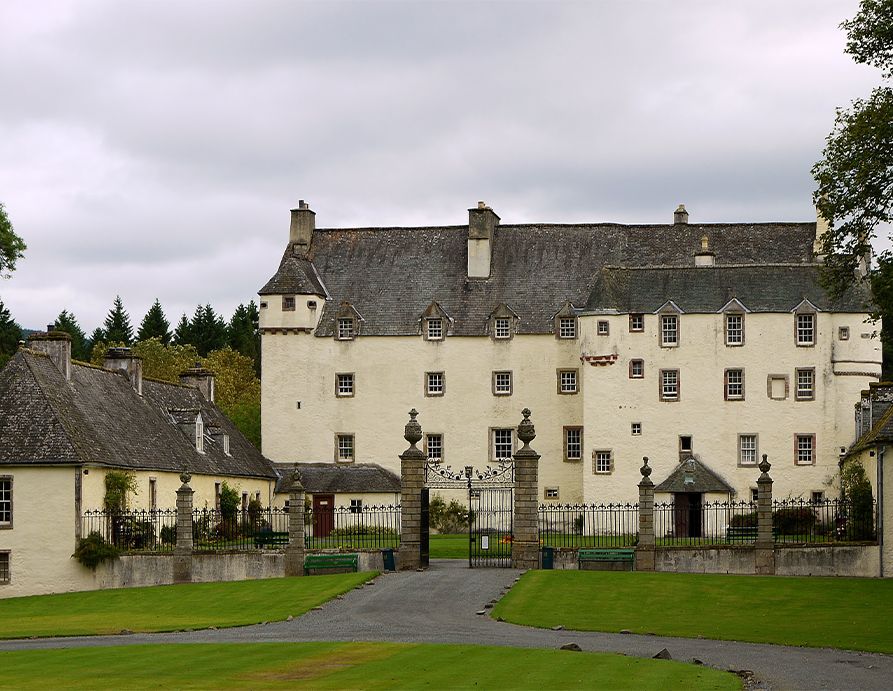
[381, 548, 396, 571]
[541, 546, 554, 570]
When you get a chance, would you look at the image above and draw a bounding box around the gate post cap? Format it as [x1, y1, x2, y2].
[517, 408, 536, 447]
[404, 408, 423, 446]
[289, 463, 304, 492]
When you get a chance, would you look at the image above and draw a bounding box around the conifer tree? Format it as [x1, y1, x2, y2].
[228, 301, 260, 374]
[0, 300, 22, 369]
[137, 299, 172, 344]
[172, 314, 192, 346]
[189, 304, 227, 356]
[102, 296, 133, 345]
[89, 327, 106, 348]
[54, 310, 90, 360]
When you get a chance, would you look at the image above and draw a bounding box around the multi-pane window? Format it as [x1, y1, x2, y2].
[838, 326, 850, 341]
[564, 427, 582, 461]
[725, 369, 744, 400]
[337, 318, 355, 340]
[796, 313, 815, 346]
[544, 487, 560, 499]
[0, 477, 10, 527]
[597, 320, 609, 335]
[631, 422, 642, 436]
[493, 429, 514, 460]
[558, 369, 578, 394]
[593, 450, 613, 474]
[795, 434, 815, 465]
[426, 434, 443, 462]
[660, 369, 679, 401]
[558, 317, 577, 339]
[0, 552, 8, 585]
[660, 314, 679, 346]
[738, 434, 758, 466]
[725, 313, 744, 345]
[426, 318, 444, 340]
[282, 296, 296, 311]
[629, 359, 644, 379]
[494, 317, 511, 339]
[629, 314, 644, 332]
[493, 371, 513, 396]
[336, 373, 355, 397]
[337, 434, 355, 462]
[350, 499, 363, 514]
[811, 491, 825, 503]
[796, 368, 815, 400]
[426, 372, 445, 396]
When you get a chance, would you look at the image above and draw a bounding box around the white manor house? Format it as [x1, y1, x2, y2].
[258, 201, 881, 506]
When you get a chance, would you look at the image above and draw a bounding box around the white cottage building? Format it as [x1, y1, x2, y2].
[258, 201, 881, 505]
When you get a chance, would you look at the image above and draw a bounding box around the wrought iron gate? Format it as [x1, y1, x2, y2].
[468, 487, 513, 568]
[420, 487, 430, 567]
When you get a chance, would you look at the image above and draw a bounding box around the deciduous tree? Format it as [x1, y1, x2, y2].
[0, 203, 26, 277]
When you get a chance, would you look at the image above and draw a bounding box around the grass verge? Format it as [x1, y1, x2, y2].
[492, 570, 893, 654]
[0, 642, 740, 690]
[0, 573, 372, 639]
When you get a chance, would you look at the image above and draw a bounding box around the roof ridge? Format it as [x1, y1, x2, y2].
[308, 221, 816, 232]
[602, 263, 821, 271]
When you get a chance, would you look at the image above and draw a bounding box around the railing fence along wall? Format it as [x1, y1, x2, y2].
[81, 505, 401, 552]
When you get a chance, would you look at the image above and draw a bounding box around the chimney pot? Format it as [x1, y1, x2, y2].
[674, 204, 689, 225]
[478, 201, 486, 209]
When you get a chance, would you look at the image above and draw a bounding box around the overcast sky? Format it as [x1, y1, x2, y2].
[0, 0, 884, 331]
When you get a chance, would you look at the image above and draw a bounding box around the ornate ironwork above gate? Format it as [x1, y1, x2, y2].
[424, 459, 515, 489]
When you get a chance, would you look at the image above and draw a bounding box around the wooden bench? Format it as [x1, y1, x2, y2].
[725, 527, 778, 542]
[578, 548, 635, 571]
[254, 530, 289, 548]
[304, 553, 359, 575]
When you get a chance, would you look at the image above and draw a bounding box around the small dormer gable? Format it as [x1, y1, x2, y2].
[655, 299, 684, 315]
[718, 298, 750, 314]
[487, 303, 520, 340]
[553, 301, 578, 340]
[792, 297, 820, 314]
[420, 301, 453, 341]
[334, 301, 364, 341]
[169, 408, 205, 454]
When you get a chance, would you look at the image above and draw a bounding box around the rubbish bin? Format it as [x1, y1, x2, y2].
[381, 548, 396, 572]
[541, 546, 554, 570]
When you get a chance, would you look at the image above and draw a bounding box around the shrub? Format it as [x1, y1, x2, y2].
[572, 514, 584, 535]
[73, 532, 119, 569]
[429, 496, 471, 533]
[841, 461, 876, 540]
[773, 507, 817, 534]
[103, 470, 138, 513]
[160, 524, 177, 545]
[729, 512, 757, 528]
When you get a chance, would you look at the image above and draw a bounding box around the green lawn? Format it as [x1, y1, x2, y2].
[0, 573, 371, 639]
[0, 642, 740, 690]
[493, 570, 893, 654]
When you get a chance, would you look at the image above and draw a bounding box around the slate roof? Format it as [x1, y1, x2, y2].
[258, 218, 851, 336]
[586, 265, 870, 314]
[273, 462, 401, 495]
[0, 350, 275, 479]
[847, 404, 893, 457]
[654, 457, 735, 494]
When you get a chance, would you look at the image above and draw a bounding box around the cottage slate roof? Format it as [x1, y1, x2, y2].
[847, 404, 893, 456]
[273, 462, 401, 495]
[0, 350, 275, 479]
[654, 457, 735, 494]
[258, 219, 850, 336]
[586, 265, 870, 314]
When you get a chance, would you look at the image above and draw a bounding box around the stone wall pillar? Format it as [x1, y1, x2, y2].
[512, 408, 541, 569]
[398, 409, 426, 571]
[755, 454, 776, 575]
[285, 465, 306, 577]
[636, 457, 656, 572]
[174, 469, 194, 584]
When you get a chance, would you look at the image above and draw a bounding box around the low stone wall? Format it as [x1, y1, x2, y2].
[542, 545, 881, 577]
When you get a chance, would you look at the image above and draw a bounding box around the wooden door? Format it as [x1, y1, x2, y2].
[313, 494, 335, 538]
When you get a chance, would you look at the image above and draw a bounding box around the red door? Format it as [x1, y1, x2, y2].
[313, 494, 335, 538]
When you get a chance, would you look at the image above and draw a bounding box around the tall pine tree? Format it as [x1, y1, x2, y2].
[228, 301, 260, 375]
[103, 296, 133, 345]
[173, 314, 192, 346]
[137, 299, 172, 344]
[0, 300, 22, 369]
[55, 310, 90, 360]
[189, 304, 228, 356]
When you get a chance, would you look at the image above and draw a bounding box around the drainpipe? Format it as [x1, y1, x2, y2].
[879, 446, 885, 578]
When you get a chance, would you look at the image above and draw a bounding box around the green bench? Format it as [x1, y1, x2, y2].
[726, 526, 778, 542]
[254, 530, 289, 548]
[578, 548, 635, 571]
[304, 553, 359, 575]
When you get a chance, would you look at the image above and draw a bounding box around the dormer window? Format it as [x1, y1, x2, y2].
[558, 317, 576, 339]
[426, 318, 444, 340]
[337, 317, 355, 340]
[488, 303, 519, 341]
[223, 434, 230, 456]
[494, 318, 511, 339]
[195, 414, 204, 454]
[282, 296, 296, 311]
[660, 314, 678, 346]
[796, 313, 815, 346]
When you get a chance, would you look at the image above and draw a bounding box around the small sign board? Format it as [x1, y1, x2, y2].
[481, 535, 489, 550]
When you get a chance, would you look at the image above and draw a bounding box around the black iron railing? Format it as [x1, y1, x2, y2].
[305, 505, 401, 550]
[772, 498, 877, 543]
[538, 503, 639, 548]
[653, 500, 758, 546]
[192, 507, 290, 552]
[81, 509, 178, 552]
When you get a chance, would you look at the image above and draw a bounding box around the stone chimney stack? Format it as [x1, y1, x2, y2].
[674, 204, 689, 225]
[179, 363, 215, 403]
[694, 234, 715, 267]
[28, 329, 72, 381]
[289, 200, 316, 255]
[467, 201, 499, 279]
[104, 347, 143, 395]
[813, 204, 829, 263]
